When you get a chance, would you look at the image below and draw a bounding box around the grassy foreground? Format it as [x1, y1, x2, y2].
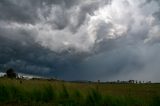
[0, 78, 160, 106]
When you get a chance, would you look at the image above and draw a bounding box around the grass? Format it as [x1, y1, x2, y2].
[0, 77, 160, 106]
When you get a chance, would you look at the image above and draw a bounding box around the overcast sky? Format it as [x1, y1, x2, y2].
[0, 0, 160, 82]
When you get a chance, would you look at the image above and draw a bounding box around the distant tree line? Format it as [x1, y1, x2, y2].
[5, 68, 17, 78]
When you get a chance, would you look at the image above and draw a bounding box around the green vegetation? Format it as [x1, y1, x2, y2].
[0, 78, 160, 106]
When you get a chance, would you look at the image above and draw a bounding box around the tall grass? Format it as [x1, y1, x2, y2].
[85, 88, 102, 106]
[0, 78, 160, 106]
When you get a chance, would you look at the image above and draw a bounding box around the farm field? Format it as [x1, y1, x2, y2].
[0, 78, 160, 106]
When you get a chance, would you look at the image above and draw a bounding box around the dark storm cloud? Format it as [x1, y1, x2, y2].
[0, 0, 40, 23]
[0, 0, 79, 23]
[0, 0, 160, 82]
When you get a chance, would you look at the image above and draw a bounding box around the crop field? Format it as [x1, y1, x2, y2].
[0, 78, 160, 106]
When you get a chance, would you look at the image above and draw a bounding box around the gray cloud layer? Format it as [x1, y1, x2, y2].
[0, 0, 160, 82]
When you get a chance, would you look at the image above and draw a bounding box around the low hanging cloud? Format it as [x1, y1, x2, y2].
[0, 0, 160, 82]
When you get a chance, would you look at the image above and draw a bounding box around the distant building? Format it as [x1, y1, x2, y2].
[128, 80, 134, 83]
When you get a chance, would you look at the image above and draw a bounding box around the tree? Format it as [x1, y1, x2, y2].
[6, 68, 17, 78]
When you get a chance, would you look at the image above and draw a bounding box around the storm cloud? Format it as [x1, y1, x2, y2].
[0, 0, 160, 82]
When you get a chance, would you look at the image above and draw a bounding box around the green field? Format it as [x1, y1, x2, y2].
[0, 78, 160, 106]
